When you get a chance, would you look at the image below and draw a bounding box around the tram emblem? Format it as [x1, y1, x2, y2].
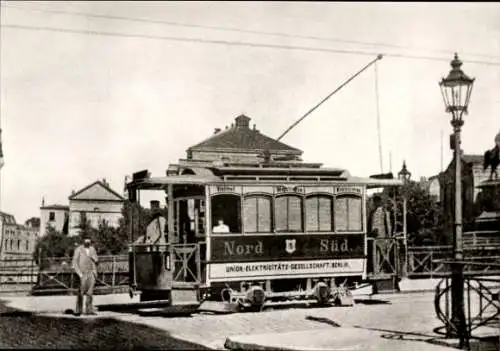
[285, 239, 297, 254]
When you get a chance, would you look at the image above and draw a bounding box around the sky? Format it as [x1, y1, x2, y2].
[1, 1, 499, 223]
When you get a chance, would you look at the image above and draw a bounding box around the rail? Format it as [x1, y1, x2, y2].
[0, 255, 129, 295]
[434, 261, 500, 349]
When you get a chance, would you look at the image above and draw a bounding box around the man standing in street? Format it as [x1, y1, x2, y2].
[72, 235, 99, 316]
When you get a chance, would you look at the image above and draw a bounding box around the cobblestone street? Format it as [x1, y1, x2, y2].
[111, 292, 448, 350]
[1, 291, 498, 349]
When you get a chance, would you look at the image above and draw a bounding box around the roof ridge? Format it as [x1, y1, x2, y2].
[69, 180, 125, 201]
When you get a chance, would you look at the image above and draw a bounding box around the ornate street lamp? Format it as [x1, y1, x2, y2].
[439, 53, 474, 345]
[398, 160, 412, 183]
[398, 160, 411, 230]
[398, 161, 411, 275]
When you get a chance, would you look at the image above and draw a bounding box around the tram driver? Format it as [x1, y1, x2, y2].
[212, 218, 230, 233]
[135, 200, 167, 244]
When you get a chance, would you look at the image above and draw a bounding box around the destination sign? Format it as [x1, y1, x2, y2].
[210, 234, 365, 263]
[209, 185, 242, 195]
[275, 185, 305, 194]
[209, 258, 364, 280]
[334, 186, 362, 195]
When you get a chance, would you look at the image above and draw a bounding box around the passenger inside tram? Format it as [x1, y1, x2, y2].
[212, 219, 230, 233]
[210, 194, 241, 233]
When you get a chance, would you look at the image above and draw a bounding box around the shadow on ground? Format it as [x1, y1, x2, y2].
[353, 298, 391, 305]
[0, 300, 208, 350]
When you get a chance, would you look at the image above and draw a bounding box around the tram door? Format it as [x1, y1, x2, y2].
[173, 197, 206, 244]
[172, 196, 206, 283]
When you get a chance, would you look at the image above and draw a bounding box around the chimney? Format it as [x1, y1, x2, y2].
[235, 114, 250, 129]
[102, 178, 108, 186]
[41, 197, 45, 207]
[214, 128, 221, 134]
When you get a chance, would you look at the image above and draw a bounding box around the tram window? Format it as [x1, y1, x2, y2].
[243, 195, 272, 233]
[335, 195, 363, 232]
[211, 194, 241, 233]
[305, 195, 333, 232]
[274, 195, 303, 232]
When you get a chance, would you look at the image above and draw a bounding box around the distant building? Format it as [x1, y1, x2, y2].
[184, 114, 303, 164]
[40, 203, 69, 236]
[426, 175, 441, 203]
[68, 179, 125, 236]
[0, 212, 38, 260]
[25, 217, 40, 228]
[439, 153, 490, 244]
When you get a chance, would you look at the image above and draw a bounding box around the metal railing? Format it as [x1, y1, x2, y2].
[367, 237, 401, 278]
[129, 242, 203, 287]
[0, 255, 129, 295]
[434, 262, 500, 349]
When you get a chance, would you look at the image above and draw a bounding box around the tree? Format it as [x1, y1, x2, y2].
[120, 200, 151, 243]
[375, 181, 445, 246]
[33, 201, 151, 263]
[33, 225, 80, 267]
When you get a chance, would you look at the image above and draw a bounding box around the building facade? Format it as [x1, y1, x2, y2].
[0, 212, 39, 260]
[68, 179, 125, 236]
[40, 204, 69, 236]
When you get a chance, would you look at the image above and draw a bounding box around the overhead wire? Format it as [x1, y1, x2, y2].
[2, 23, 500, 66]
[2, 2, 500, 61]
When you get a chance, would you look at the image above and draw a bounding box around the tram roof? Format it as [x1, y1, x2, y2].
[127, 174, 403, 190]
[128, 175, 220, 189]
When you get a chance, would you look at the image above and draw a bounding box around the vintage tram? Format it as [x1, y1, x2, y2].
[126, 158, 402, 311]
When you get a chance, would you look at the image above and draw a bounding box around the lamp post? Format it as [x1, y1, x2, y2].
[398, 161, 411, 276]
[439, 53, 474, 345]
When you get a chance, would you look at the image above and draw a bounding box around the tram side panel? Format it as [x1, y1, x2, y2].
[205, 233, 365, 304]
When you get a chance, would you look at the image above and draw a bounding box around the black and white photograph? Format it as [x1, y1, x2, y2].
[0, 1, 499, 350]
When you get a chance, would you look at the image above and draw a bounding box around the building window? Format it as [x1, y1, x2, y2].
[9, 239, 13, 250]
[243, 195, 272, 233]
[211, 194, 241, 233]
[49, 212, 55, 221]
[79, 212, 88, 228]
[305, 195, 333, 232]
[26, 240, 29, 251]
[334, 195, 363, 232]
[274, 195, 303, 232]
[17, 240, 20, 250]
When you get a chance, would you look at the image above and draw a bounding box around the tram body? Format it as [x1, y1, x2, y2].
[126, 162, 402, 309]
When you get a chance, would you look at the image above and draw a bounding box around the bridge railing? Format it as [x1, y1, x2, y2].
[0, 255, 129, 295]
[434, 262, 500, 349]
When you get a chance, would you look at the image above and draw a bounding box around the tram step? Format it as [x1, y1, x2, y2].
[171, 287, 199, 303]
[372, 277, 400, 294]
